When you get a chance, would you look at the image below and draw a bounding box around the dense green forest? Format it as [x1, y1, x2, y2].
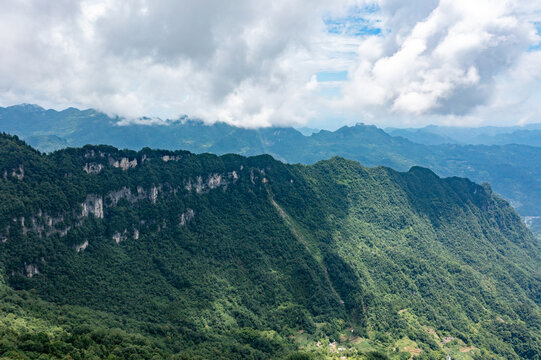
[2, 104, 541, 235]
[1, 133, 541, 359]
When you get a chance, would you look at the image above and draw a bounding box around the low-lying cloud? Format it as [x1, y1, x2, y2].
[1, 0, 540, 128]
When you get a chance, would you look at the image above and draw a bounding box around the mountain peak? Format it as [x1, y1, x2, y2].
[7, 103, 45, 112]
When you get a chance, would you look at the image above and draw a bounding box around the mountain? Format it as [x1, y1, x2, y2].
[290, 126, 541, 224]
[0, 104, 306, 156]
[386, 125, 541, 147]
[296, 127, 321, 136]
[478, 129, 541, 147]
[2, 104, 541, 234]
[1, 134, 541, 359]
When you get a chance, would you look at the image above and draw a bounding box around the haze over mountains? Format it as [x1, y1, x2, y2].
[2, 104, 541, 235]
[386, 125, 541, 147]
[1, 133, 541, 359]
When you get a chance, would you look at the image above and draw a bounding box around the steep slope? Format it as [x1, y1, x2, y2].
[293, 126, 541, 221]
[1, 134, 540, 359]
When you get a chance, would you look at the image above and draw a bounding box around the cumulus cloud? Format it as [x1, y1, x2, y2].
[341, 0, 537, 116]
[0, 0, 540, 127]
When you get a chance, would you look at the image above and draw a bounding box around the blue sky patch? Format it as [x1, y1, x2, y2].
[325, 17, 382, 36]
[323, 5, 382, 37]
[528, 22, 541, 51]
[316, 71, 348, 82]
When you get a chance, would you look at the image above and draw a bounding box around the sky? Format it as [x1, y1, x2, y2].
[1, 0, 541, 129]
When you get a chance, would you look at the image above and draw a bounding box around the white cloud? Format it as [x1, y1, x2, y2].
[340, 0, 537, 120]
[0, 0, 540, 128]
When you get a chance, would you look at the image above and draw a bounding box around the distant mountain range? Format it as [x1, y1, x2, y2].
[2, 104, 541, 234]
[386, 124, 541, 147]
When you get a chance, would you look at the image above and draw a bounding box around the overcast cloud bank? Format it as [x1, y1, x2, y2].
[1, 0, 540, 128]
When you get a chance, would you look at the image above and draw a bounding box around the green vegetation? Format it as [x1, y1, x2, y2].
[2, 104, 541, 235]
[1, 133, 540, 359]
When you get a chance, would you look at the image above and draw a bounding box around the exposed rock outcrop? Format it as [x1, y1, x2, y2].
[9, 212, 68, 238]
[22, 217, 43, 235]
[18, 169, 244, 242]
[150, 186, 159, 204]
[11, 165, 24, 180]
[113, 230, 128, 244]
[207, 174, 222, 189]
[24, 263, 39, 278]
[184, 171, 239, 193]
[162, 155, 182, 162]
[83, 163, 104, 174]
[75, 240, 89, 252]
[111, 157, 138, 170]
[81, 195, 104, 218]
[107, 187, 135, 206]
[44, 214, 64, 227]
[84, 149, 106, 158]
[180, 208, 195, 227]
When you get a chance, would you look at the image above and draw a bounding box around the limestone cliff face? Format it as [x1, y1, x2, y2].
[83, 163, 104, 174]
[0, 137, 273, 283]
[111, 157, 138, 170]
[11, 165, 24, 180]
[9, 168, 245, 248]
[3, 164, 24, 181]
[81, 195, 104, 219]
[1, 213, 68, 242]
[112, 231, 128, 244]
[162, 155, 182, 162]
[81, 149, 187, 175]
[184, 171, 240, 193]
[0, 138, 235, 283]
[0, 138, 266, 252]
[75, 240, 89, 252]
[179, 209, 195, 226]
[150, 186, 159, 204]
[24, 263, 39, 278]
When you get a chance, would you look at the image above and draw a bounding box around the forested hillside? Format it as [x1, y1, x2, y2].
[2, 104, 541, 235]
[1, 133, 540, 359]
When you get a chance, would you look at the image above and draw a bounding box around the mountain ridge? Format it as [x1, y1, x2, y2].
[386, 124, 541, 147]
[3, 104, 541, 235]
[1, 133, 541, 359]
